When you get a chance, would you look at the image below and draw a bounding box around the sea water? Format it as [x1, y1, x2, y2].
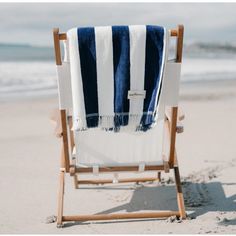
[0, 43, 236, 101]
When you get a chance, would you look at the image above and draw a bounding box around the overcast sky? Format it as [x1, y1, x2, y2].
[0, 3, 236, 46]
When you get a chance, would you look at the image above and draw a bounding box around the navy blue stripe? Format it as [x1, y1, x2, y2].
[141, 25, 164, 130]
[77, 27, 98, 128]
[112, 26, 130, 129]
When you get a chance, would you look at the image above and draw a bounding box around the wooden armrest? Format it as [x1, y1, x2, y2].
[165, 107, 184, 134]
[50, 109, 63, 138]
[165, 107, 185, 122]
[50, 109, 73, 139]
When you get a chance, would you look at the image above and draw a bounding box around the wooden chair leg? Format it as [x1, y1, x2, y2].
[74, 174, 78, 189]
[157, 172, 161, 182]
[57, 170, 65, 227]
[173, 166, 186, 219]
[71, 157, 78, 189]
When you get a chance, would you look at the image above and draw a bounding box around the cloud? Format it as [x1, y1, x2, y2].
[0, 3, 236, 45]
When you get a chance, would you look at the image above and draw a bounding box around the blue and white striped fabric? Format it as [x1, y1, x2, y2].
[67, 25, 167, 132]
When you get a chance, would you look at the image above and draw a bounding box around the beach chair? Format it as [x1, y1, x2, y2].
[52, 24, 186, 227]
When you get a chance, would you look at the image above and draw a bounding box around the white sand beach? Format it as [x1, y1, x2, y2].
[0, 80, 236, 234]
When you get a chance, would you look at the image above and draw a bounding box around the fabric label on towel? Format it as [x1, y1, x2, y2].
[128, 90, 146, 99]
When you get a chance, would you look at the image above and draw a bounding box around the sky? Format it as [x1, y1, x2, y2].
[0, 3, 236, 46]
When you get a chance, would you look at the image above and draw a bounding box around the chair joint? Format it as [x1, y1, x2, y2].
[69, 165, 76, 176]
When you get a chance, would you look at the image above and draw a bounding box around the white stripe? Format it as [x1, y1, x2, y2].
[128, 25, 146, 129]
[154, 28, 169, 123]
[67, 28, 87, 130]
[95, 26, 114, 129]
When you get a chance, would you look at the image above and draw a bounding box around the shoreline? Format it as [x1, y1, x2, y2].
[1, 78, 236, 104]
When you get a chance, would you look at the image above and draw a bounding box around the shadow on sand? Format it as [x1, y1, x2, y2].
[63, 180, 236, 227]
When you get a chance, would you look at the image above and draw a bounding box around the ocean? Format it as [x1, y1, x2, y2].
[0, 42, 236, 101]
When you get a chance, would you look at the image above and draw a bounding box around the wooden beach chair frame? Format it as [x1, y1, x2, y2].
[52, 25, 186, 227]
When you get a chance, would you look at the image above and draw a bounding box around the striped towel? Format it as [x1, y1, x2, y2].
[67, 25, 167, 132]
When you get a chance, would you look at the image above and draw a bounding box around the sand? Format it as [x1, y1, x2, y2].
[0, 80, 236, 234]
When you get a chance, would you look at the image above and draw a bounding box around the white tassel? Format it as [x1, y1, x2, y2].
[72, 117, 87, 131]
[72, 113, 158, 132]
[99, 115, 114, 130]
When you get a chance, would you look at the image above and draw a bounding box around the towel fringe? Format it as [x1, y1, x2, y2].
[73, 113, 158, 132]
[72, 117, 88, 131]
[99, 115, 114, 130]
